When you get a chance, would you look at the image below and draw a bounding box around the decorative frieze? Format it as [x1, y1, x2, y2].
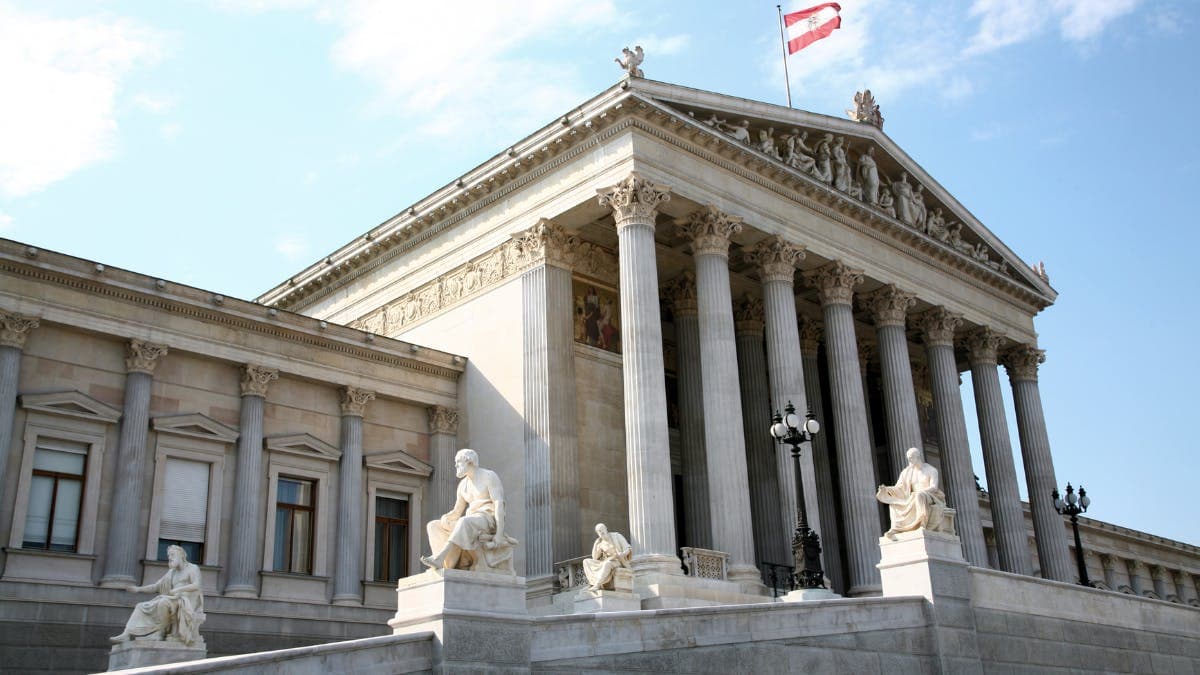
[861, 284, 916, 327]
[0, 311, 39, 349]
[339, 386, 376, 417]
[428, 405, 459, 435]
[125, 339, 168, 375]
[676, 205, 743, 258]
[805, 261, 864, 307]
[798, 318, 823, 353]
[732, 295, 764, 336]
[915, 307, 963, 347]
[744, 235, 806, 283]
[964, 327, 1005, 366]
[239, 364, 279, 398]
[663, 270, 699, 316]
[1002, 344, 1045, 382]
[596, 171, 671, 228]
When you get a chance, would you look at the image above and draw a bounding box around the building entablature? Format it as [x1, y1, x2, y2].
[0, 238, 464, 406]
[258, 79, 1055, 325]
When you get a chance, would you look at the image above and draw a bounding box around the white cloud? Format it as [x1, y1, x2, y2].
[965, 0, 1141, 54]
[1055, 0, 1141, 42]
[0, 211, 12, 232]
[0, 4, 164, 198]
[275, 234, 311, 261]
[631, 33, 691, 57]
[133, 92, 176, 114]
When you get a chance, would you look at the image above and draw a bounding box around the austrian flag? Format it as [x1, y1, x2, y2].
[784, 3, 842, 54]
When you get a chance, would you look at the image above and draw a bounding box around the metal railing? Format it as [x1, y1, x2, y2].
[760, 561, 795, 597]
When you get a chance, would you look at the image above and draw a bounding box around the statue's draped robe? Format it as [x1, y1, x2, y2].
[121, 563, 205, 645]
[582, 531, 632, 589]
[876, 463, 947, 534]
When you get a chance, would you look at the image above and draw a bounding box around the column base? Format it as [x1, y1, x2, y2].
[331, 593, 362, 606]
[633, 571, 771, 609]
[99, 574, 137, 589]
[727, 564, 767, 595]
[108, 639, 207, 671]
[631, 553, 683, 577]
[525, 574, 556, 610]
[222, 584, 258, 598]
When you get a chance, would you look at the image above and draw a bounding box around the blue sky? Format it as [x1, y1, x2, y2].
[1, 1, 1197, 547]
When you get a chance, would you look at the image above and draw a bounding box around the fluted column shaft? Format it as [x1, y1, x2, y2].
[806, 263, 881, 596]
[598, 174, 679, 574]
[966, 329, 1031, 576]
[917, 309, 988, 567]
[799, 322, 845, 594]
[521, 239, 581, 575]
[665, 273, 711, 549]
[333, 387, 372, 604]
[1005, 346, 1073, 583]
[426, 406, 460, 526]
[0, 313, 38, 504]
[101, 340, 167, 586]
[733, 300, 786, 567]
[225, 365, 277, 596]
[864, 286, 922, 474]
[680, 206, 757, 583]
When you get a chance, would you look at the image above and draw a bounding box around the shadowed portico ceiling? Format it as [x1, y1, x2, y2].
[259, 78, 1054, 314]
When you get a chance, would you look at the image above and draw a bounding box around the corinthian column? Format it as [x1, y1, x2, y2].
[224, 364, 279, 597]
[1003, 345, 1073, 583]
[914, 309, 988, 567]
[515, 218, 582, 576]
[664, 271, 711, 549]
[798, 320, 845, 593]
[676, 205, 758, 584]
[101, 339, 168, 587]
[732, 295, 786, 567]
[425, 405, 459, 525]
[804, 262, 881, 596]
[0, 312, 38, 504]
[746, 236, 822, 555]
[597, 173, 680, 575]
[861, 285, 922, 474]
[965, 327, 1031, 575]
[333, 386, 374, 604]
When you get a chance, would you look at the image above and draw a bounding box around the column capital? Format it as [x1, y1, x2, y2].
[340, 386, 376, 417]
[511, 218, 577, 271]
[861, 284, 916, 327]
[240, 364, 279, 397]
[663, 270, 699, 317]
[963, 327, 1006, 366]
[798, 318, 823, 354]
[914, 307, 963, 347]
[733, 294, 764, 336]
[744, 235, 806, 284]
[597, 172, 671, 230]
[428, 405, 459, 435]
[0, 311, 40, 349]
[804, 261, 864, 306]
[126, 339, 168, 375]
[1002, 344, 1045, 382]
[676, 205, 743, 258]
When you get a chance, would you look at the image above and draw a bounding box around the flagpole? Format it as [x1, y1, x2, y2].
[777, 5, 793, 108]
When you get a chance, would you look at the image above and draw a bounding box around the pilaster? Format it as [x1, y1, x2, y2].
[426, 406, 460, 525]
[0, 312, 38, 508]
[333, 386, 374, 604]
[224, 364, 277, 596]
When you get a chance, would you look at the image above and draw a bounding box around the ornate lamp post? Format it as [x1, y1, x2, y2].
[1052, 483, 1092, 587]
[770, 401, 824, 589]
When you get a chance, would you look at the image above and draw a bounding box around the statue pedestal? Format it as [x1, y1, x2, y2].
[780, 587, 840, 602]
[388, 568, 531, 671]
[877, 529, 966, 602]
[573, 587, 641, 614]
[107, 639, 206, 671]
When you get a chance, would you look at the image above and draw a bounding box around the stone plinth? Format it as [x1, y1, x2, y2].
[633, 571, 770, 609]
[573, 588, 641, 614]
[107, 639, 206, 671]
[389, 569, 531, 672]
[877, 529, 967, 602]
[781, 586, 840, 602]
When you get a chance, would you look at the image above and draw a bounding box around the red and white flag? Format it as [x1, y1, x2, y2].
[783, 3, 842, 54]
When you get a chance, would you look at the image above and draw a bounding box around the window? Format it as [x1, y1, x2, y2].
[374, 496, 409, 582]
[273, 477, 315, 574]
[22, 439, 88, 552]
[156, 458, 209, 564]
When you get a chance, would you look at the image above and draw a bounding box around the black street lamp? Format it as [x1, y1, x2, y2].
[770, 401, 824, 589]
[1052, 483, 1092, 587]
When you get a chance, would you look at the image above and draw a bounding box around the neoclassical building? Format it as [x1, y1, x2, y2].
[0, 75, 1197, 671]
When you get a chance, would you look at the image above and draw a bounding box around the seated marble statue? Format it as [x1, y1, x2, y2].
[110, 544, 205, 646]
[421, 448, 518, 574]
[876, 447, 953, 538]
[582, 523, 632, 591]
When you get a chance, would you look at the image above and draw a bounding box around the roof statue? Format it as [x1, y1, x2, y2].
[847, 89, 885, 129]
[615, 45, 644, 78]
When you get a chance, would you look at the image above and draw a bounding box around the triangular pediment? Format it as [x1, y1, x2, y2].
[265, 433, 341, 462]
[152, 413, 239, 443]
[626, 82, 1054, 302]
[20, 391, 122, 423]
[365, 450, 433, 477]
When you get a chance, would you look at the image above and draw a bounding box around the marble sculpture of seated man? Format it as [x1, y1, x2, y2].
[421, 448, 517, 574]
[110, 544, 205, 646]
[582, 523, 632, 591]
[876, 447, 953, 538]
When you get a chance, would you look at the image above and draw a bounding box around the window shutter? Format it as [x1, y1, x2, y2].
[160, 458, 209, 543]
